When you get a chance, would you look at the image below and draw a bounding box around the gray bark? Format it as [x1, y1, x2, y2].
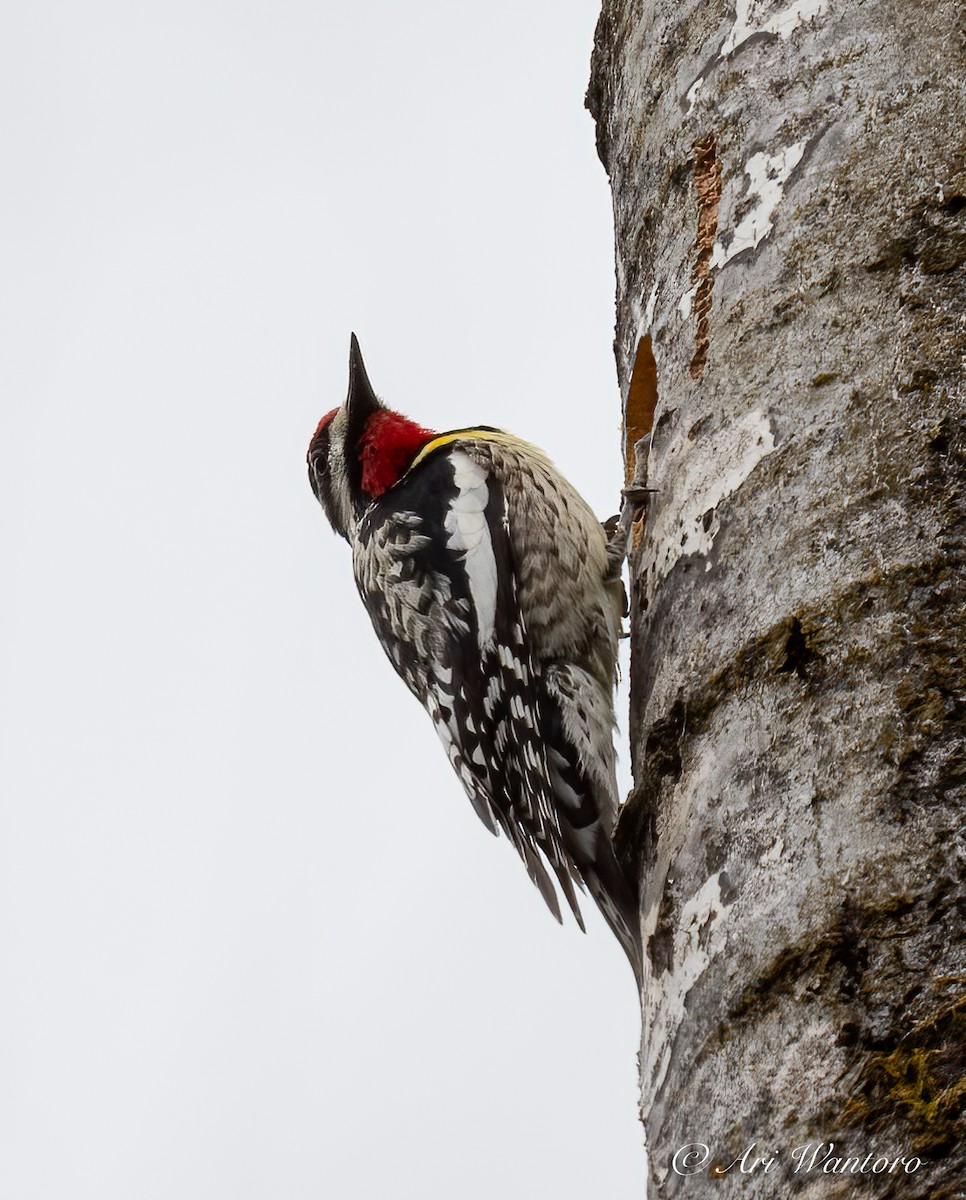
[586, 1, 966, 1196]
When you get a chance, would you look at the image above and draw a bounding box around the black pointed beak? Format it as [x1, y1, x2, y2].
[347, 333, 381, 420]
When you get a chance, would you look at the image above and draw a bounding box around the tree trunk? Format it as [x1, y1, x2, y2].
[586, 1, 966, 1195]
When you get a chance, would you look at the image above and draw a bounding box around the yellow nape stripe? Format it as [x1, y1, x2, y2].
[410, 427, 512, 470]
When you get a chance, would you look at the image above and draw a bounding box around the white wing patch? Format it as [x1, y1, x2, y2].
[444, 449, 498, 649]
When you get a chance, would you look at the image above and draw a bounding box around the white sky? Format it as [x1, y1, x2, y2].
[1, 3, 645, 1197]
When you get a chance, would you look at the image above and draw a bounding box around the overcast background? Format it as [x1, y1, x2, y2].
[0, 3, 645, 1197]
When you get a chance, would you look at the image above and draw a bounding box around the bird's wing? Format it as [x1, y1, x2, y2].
[352, 441, 586, 926]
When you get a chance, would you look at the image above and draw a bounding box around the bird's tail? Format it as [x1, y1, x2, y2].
[583, 832, 643, 988]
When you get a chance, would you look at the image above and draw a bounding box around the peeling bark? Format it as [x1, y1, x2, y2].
[588, 1, 966, 1195]
[688, 133, 721, 377]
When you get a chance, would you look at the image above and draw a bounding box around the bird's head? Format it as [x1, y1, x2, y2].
[307, 334, 436, 540]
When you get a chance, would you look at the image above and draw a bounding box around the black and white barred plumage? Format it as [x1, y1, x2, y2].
[309, 336, 642, 980]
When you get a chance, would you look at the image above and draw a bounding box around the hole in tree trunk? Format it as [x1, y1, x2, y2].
[625, 333, 659, 484]
[779, 616, 817, 681]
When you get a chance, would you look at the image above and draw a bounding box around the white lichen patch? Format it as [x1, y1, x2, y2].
[678, 141, 807, 327]
[720, 0, 829, 57]
[710, 140, 808, 269]
[685, 0, 829, 113]
[685, 77, 704, 112]
[641, 870, 735, 1094]
[641, 408, 777, 603]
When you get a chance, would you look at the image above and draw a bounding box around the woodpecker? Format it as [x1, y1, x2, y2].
[308, 335, 642, 981]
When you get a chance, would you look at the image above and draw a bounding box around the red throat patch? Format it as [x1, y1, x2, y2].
[359, 410, 436, 498]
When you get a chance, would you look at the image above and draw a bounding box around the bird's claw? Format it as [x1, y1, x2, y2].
[604, 437, 655, 580]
